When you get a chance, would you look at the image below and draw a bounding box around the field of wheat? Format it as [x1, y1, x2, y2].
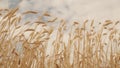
[0, 8, 120, 68]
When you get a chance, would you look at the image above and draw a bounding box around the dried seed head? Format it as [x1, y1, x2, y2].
[48, 17, 57, 22]
[35, 21, 45, 25]
[115, 21, 119, 25]
[43, 12, 51, 16]
[25, 29, 35, 31]
[24, 21, 30, 25]
[103, 20, 113, 26]
[22, 11, 38, 14]
[16, 26, 21, 29]
[73, 22, 79, 25]
[91, 20, 94, 26]
[103, 33, 107, 35]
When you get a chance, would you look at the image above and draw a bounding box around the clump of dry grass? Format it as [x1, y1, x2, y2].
[0, 8, 120, 68]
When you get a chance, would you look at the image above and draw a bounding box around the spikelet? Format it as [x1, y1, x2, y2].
[24, 21, 30, 25]
[22, 11, 38, 14]
[34, 21, 45, 25]
[3, 7, 19, 19]
[109, 29, 117, 40]
[82, 19, 88, 30]
[18, 16, 21, 23]
[115, 21, 119, 25]
[11, 17, 17, 25]
[103, 20, 113, 26]
[73, 22, 79, 26]
[48, 17, 57, 22]
[43, 12, 51, 16]
[90, 20, 94, 26]
[16, 26, 21, 29]
[25, 29, 35, 32]
[48, 28, 53, 35]
[9, 7, 19, 16]
[1, 30, 8, 34]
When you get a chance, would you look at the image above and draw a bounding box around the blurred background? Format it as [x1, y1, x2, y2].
[1, 0, 120, 21]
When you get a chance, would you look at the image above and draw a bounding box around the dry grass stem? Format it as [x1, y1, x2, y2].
[0, 8, 120, 68]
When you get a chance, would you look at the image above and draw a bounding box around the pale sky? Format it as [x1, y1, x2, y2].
[0, 0, 8, 9]
[1, 0, 120, 21]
